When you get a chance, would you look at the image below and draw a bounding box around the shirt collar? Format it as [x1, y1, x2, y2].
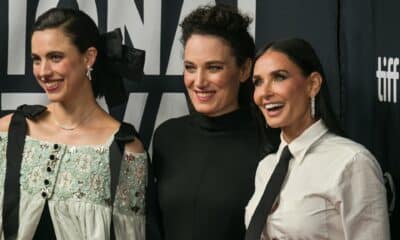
[278, 120, 328, 165]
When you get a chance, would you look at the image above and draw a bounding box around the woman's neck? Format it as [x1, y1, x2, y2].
[282, 116, 316, 143]
[50, 96, 100, 131]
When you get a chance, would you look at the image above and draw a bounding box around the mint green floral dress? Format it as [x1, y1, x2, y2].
[0, 132, 147, 239]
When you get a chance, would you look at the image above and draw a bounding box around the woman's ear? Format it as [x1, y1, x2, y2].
[239, 58, 253, 83]
[308, 72, 322, 97]
[84, 47, 98, 67]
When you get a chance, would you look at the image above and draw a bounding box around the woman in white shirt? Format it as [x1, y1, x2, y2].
[245, 38, 390, 239]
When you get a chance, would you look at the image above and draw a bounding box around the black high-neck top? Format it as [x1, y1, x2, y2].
[152, 108, 262, 240]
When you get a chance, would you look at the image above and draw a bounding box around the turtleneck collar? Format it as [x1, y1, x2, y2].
[191, 107, 253, 131]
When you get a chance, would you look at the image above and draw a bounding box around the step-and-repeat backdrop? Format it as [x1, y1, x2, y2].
[0, 0, 398, 237]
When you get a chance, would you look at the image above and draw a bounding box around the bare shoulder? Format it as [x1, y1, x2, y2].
[0, 114, 13, 132]
[124, 136, 146, 154]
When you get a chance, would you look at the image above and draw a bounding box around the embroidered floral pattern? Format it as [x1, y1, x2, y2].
[0, 134, 8, 188]
[115, 152, 147, 216]
[0, 134, 147, 216]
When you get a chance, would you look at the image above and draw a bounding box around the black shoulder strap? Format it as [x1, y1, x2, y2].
[110, 122, 137, 202]
[2, 107, 136, 239]
[2, 104, 46, 239]
[109, 122, 137, 239]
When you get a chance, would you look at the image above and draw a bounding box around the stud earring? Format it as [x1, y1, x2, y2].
[86, 66, 93, 81]
[311, 96, 315, 119]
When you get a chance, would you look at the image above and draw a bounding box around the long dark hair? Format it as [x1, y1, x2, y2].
[255, 38, 344, 136]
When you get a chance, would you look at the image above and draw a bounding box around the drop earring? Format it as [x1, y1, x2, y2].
[86, 66, 93, 81]
[311, 96, 315, 119]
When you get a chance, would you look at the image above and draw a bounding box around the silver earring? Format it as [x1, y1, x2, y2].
[86, 66, 93, 81]
[311, 96, 315, 119]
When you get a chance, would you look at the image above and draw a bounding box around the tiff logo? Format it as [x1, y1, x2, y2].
[376, 56, 399, 103]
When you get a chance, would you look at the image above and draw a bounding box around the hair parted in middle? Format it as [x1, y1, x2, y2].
[255, 38, 344, 137]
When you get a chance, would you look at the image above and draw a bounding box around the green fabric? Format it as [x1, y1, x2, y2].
[0, 133, 146, 216]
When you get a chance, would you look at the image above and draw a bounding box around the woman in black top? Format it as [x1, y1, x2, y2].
[148, 4, 278, 240]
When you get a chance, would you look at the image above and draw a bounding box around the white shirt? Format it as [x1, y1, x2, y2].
[245, 120, 390, 240]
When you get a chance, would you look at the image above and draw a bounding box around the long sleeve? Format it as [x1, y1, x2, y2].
[0, 130, 151, 239]
[336, 151, 390, 240]
[0, 133, 7, 239]
[245, 122, 390, 239]
[145, 154, 164, 240]
[113, 151, 147, 240]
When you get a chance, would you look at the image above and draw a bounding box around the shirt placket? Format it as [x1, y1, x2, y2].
[41, 143, 65, 199]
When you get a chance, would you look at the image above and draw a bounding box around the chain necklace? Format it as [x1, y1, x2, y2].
[52, 105, 97, 131]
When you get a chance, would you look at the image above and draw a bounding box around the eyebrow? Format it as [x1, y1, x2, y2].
[205, 60, 224, 65]
[31, 51, 64, 57]
[253, 69, 289, 78]
[184, 59, 225, 63]
[270, 69, 289, 75]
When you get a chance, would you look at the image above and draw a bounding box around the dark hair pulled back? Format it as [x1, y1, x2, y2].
[32, 8, 145, 106]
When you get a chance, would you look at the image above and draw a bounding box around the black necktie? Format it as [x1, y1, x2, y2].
[245, 145, 292, 240]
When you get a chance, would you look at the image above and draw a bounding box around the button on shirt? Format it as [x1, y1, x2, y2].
[245, 120, 390, 239]
[0, 133, 147, 239]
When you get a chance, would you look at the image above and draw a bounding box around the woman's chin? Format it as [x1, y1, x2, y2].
[192, 104, 213, 115]
[265, 120, 282, 129]
[45, 93, 65, 103]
